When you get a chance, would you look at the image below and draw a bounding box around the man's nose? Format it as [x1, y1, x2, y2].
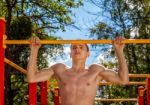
[75, 48, 80, 52]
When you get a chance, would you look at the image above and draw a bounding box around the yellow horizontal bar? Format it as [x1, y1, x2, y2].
[129, 74, 149, 78]
[95, 98, 137, 102]
[99, 81, 146, 85]
[0, 18, 6, 22]
[48, 81, 146, 86]
[4, 39, 150, 44]
[4, 58, 27, 74]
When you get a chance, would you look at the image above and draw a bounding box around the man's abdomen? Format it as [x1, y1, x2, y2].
[60, 86, 97, 105]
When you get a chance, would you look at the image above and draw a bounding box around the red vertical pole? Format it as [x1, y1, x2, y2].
[41, 81, 47, 105]
[0, 18, 5, 105]
[54, 87, 60, 105]
[28, 83, 37, 105]
[138, 86, 144, 105]
[147, 77, 150, 105]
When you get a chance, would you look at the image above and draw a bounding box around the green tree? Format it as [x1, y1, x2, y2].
[0, 0, 83, 104]
[88, 0, 149, 104]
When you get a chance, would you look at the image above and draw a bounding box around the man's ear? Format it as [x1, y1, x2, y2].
[70, 52, 72, 58]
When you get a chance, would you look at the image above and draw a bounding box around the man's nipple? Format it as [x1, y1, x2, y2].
[62, 82, 66, 86]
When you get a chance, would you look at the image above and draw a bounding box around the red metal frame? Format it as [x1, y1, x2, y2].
[41, 81, 47, 105]
[0, 18, 5, 105]
[147, 77, 150, 105]
[138, 86, 144, 105]
[28, 83, 37, 105]
[54, 87, 60, 105]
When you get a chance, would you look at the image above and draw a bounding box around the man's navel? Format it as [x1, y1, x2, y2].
[86, 82, 90, 86]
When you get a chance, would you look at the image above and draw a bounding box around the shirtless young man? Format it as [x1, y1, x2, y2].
[27, 36, 129, 105]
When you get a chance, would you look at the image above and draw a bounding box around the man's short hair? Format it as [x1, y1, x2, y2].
[84, 44, 89, 52]
[70, 44, 89, 52]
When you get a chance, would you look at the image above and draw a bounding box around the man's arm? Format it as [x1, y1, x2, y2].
[27, 37, 54, 83]
[100, 36, 129, 84]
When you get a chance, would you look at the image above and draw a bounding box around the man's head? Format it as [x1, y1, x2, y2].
[70, 44, 90, 60]
[70, 44, 89, 52]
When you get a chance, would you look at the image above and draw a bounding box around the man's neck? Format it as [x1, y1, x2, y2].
[71, 60, 86, 72]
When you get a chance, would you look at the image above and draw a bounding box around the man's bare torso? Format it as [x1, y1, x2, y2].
[54, 64, 103, 105]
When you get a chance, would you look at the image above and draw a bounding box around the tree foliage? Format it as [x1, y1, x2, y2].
[1, 0, 83, 104]
[89, 0, 149, 104]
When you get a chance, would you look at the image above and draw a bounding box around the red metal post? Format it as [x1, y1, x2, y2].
[54, 87, 60, 105]
[138, 86, 144, 105]
[147, 77, 150, 105]
[41, 81, 47, 105]
[0, 18, 5, 105]
[28, 83, 37, 105]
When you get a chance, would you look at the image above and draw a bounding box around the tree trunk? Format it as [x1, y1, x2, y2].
[131, 45, 139, 72]
[5, 0, 13, 104]
[146, 45, 150, 73]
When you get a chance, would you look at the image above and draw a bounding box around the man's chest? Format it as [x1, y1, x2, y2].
[57, 70, 100, 87]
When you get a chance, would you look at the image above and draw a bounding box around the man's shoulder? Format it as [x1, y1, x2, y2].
[50, 63, 67, 71]
[89, 63, 105, 71]
[54, 63, 66, 67]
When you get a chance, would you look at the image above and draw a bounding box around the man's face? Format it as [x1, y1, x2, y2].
[70, 44, 89, 60]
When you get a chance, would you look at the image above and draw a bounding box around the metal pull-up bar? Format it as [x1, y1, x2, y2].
[4, 39, 150, 44]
